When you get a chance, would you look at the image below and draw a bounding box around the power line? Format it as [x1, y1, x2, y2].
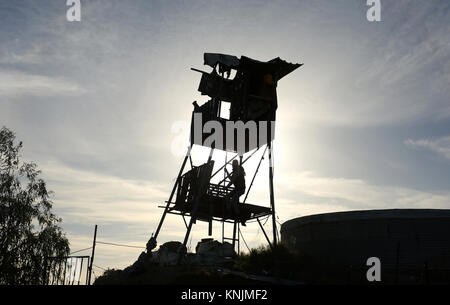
[93, 264, 106, 271]
[238, 228, 250, 252]
[96, 241, 145, 249]
[69, 246, 93, 255]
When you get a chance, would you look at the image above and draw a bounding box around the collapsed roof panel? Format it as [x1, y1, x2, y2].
[239, 56, 302, 81]
[204, 53, 240, 70]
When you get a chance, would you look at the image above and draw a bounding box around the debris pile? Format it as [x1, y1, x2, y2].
[93, 239, 239, 284]
[192, 238, 235, 265]
[141, 239, 236, 266]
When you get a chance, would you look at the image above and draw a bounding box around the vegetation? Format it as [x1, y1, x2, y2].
[94, 243, 323, 285]
[0, 126, 69, 284]
[233, 243, 329, 283]
[234, 244, 291, 275]
[94, 265, 264, 285]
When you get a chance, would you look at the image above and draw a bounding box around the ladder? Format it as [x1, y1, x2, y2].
[222, 221, 240, 255]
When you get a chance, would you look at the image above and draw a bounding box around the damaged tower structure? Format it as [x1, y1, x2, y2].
[148, 53, 301, 259]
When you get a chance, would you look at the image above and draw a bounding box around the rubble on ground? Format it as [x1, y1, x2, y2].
[130, 238, 237, 271]
[93, 239, 238, 284]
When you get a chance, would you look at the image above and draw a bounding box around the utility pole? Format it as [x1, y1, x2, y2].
[88, 224, 98, 285]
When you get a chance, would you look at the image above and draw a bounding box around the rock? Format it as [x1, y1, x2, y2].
[194, 239, 236, 265]
[196, 239, 235, 257]
[152, 241, 182, 266]
[161, 241, 182, 253]
[132, 239, 236, 267]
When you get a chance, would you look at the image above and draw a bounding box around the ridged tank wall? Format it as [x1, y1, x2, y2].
[280, 209, 450, 283]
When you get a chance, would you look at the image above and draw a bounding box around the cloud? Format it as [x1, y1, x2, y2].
[0, 70, 85, 97]
[277, 0, 450, 127]
[0, 45, 42, 65]
[405, 136, 450, 160]
[276, 171, 450, 217]
[1, 0, 449, 271]
[40, 159, 251, 270]
[38, 160, 171, 269]
[41, 160, 169, 225]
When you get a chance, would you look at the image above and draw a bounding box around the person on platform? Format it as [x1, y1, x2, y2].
[226, 159, 246, 226]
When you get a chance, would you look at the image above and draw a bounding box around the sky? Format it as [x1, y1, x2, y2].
[1, 0, 449, 278]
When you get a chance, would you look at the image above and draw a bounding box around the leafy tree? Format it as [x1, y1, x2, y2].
[0, 126, 69, 284]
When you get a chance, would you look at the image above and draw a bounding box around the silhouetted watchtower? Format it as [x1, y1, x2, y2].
[149, 53, 301, 258]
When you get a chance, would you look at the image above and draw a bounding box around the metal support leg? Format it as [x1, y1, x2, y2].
[207, 147, 214, 163]
[222, 221, 225, 243]
[243, 146, 268, 204]
[178, 162, 212, 263]
[237, 223, 240, 255]
[208, 219, 213, 236]
[182, 215, 188, 229]
[154, 146, 192, 240]
[268, 141, 277, 245]
[178, 195, 203, 263]
[257, 218, 273, 248]
[232, 220, 238, 251]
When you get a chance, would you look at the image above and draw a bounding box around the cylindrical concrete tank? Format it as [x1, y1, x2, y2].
[281, 209, 450, 284]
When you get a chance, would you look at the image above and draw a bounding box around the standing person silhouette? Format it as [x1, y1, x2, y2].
[226, 159, 246, 226]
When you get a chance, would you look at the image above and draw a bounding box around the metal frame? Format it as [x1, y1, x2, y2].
[152, 140, 277, 259]
[150, 53, 300, 259]
[44, 255, 90, 285]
